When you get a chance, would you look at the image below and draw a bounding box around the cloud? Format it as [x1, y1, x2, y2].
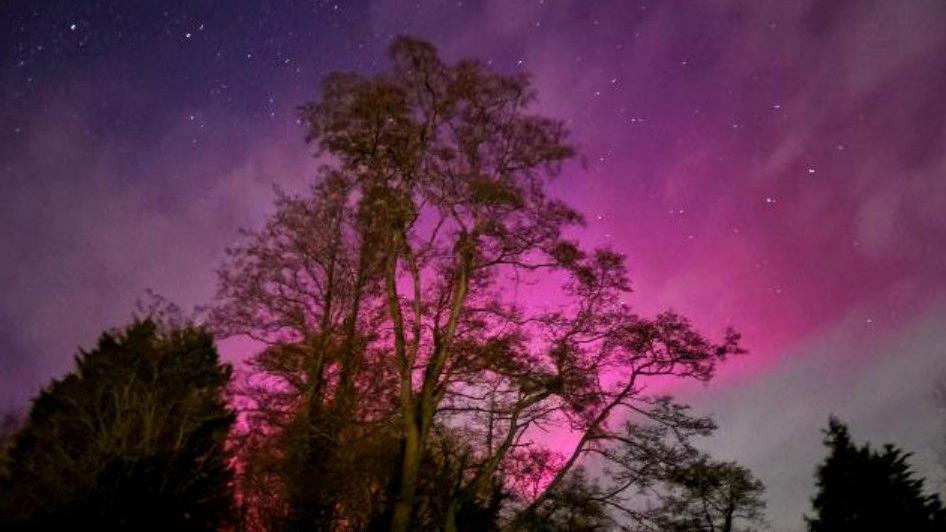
[677, 296, 946, 530]
[0, 79, 310, 407]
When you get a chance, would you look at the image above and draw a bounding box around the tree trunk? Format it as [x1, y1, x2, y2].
[722, 496, 735, 532]
[390, 421, 422, 532]
[444, 499, 459, 532]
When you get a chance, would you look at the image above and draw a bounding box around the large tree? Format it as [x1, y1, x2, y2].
[0, 320, 235, 531]
[214, 36, 746, 531]
[807, 417, 946, 531]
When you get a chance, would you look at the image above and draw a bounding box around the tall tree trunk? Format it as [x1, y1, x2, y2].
[444, 499, 459, 532]
[389, 223, 475, 532]
[384, 231, 420, 532]
[722, 495, 735, 532]
[390, 420, 421, 532]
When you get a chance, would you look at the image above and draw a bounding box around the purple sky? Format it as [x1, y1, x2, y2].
[3, 1, 946, 529]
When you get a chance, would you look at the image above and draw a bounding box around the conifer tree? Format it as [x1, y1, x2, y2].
[0, 320, 235, 531]
[807, 417, 946, 531]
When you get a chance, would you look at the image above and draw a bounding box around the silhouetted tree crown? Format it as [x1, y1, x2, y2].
[0, 320, 235, 531]
[656, 456, 766, 532]
[807, 417, 946, 532]
[213, 35, 751, 531]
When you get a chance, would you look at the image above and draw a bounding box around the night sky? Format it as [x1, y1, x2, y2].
[3, 1, 946, 529]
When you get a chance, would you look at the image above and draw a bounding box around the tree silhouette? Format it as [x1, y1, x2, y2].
[0, 320, 235, 531]
[214, 36, 749, 531]
[517, 468, 611, 532]
[0, 410, 24, 483]
[807, 417, 946, 531]
[655, 455, 766, 532]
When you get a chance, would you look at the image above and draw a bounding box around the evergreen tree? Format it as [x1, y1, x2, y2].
[0, 320, 235, 531]
[807, 417, 946, 531]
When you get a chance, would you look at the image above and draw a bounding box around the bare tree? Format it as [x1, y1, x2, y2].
[653, 456, 766, 532]
[213, 170, 393, 529]
[214, 36, 746, 532]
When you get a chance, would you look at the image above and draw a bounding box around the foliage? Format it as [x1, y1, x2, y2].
[654, 456, 766, 532]
[0, 320, 235, 531]
[213, 35, 750, 531]
[807, 417, 946, 532]
[516, 468, 611, 532]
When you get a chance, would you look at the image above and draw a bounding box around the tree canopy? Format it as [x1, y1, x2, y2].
[214, 35, 749, 531]
[656, 456, 766, 532]
[0, 320, 235, 531]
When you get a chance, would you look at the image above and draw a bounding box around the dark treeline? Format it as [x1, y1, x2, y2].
[0, 37, 943, 532]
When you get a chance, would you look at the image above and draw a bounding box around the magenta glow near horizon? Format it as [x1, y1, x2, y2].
[2, 1, 945, 528]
